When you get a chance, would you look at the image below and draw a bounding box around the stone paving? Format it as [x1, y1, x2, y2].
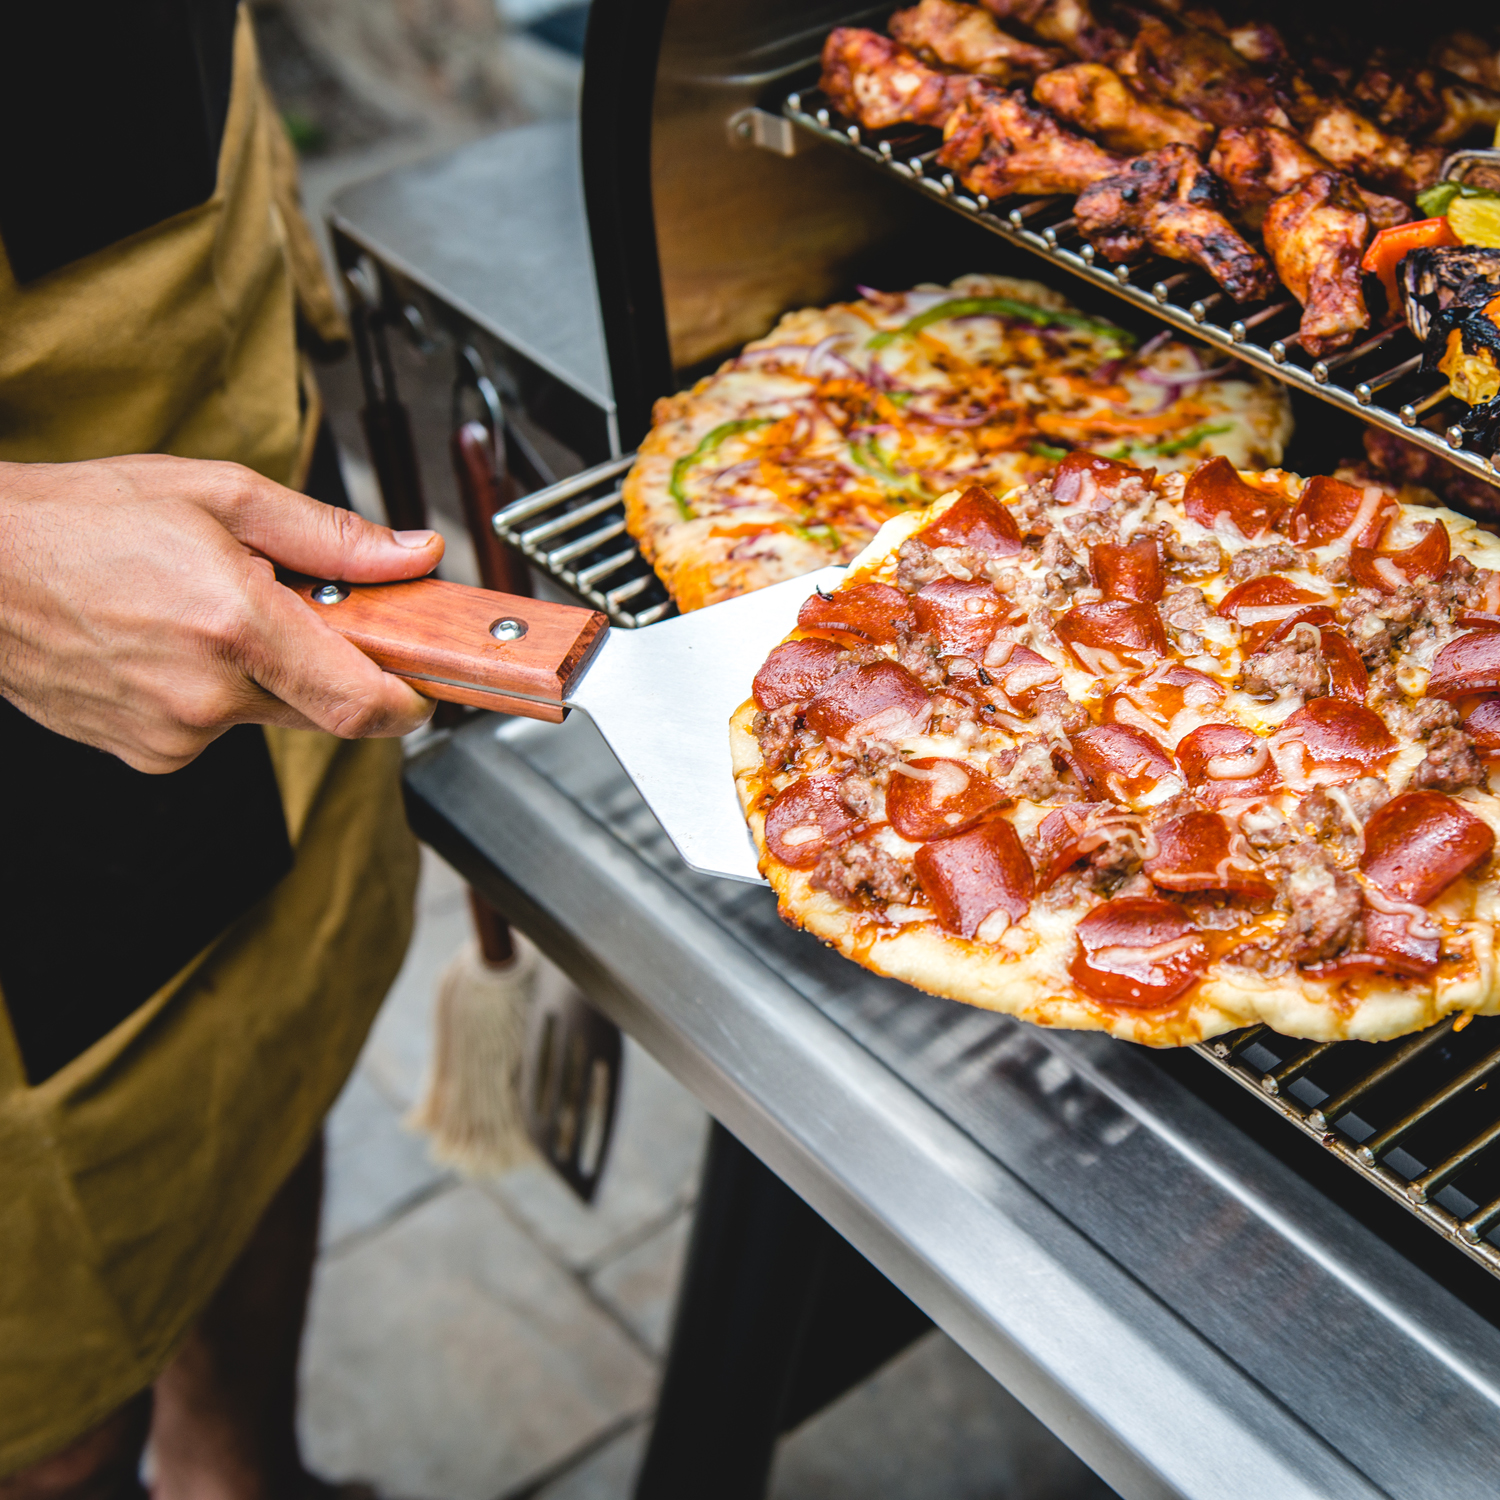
[296, 851, 1120, 1500]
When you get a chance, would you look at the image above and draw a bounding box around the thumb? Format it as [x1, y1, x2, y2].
[203, 466, 446, 583]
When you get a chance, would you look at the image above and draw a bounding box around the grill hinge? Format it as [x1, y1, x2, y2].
[727, 107, 802, 157]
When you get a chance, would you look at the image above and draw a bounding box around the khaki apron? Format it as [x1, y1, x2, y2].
[0, 9, 418, 1474]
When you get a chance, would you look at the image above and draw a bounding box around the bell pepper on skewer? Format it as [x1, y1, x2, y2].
[1361, 218, 1458, 314]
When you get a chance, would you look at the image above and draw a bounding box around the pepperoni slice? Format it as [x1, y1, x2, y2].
[1070, 897, 1209, 1008]
[805, 661, 933, 742]
[1069, 724, 1177, 805]
[886, 757, 1005, 841]
[753, 638, 849, 711]
[1362, 790, 1494, 906]
[1182, 457, 1288, 540]
[1056, 601, 1167, 674]
[1348, 520, 1451, 594]
[1089, 538, 1165, 602]
[764, 776, 857, 869]
[912, 578, 1006, 658]
[1176, 723, 1279, 805]
[1102, 662, 1225, 741]
[914, 818, 1034, 940]
[1217, 576, 1327, 650]
[1463, 699, 1500, 756]
[1426, 631, 1500, 699]
[1288, 475, 1396, 550]
[913, 484, 1023, 557]
[1143, 810, 1273, 899]
[995, 646, 1062, 711]
[1032, 802, 1141, 888]
[1051, 450, 1150, 506]
[1273, 699, 1397, 783]
[797, 582, 915, 644]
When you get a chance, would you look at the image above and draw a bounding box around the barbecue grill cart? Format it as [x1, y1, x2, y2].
[331, 8, 1500, 1494]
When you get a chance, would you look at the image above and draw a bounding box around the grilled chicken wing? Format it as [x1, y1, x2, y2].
[977, 0, 1127, 62]
[1074, 143, 1277, 302]
[1210, 125, 1409, 231]
[1348, 55, 1447, 140]
[890, 0, 1064, 83]
[1033, 61, 1214, 153]
[937, 86, 1124, 198]
[820, 27, 982, 130]
[1434, 31, 1500, 94]
[1302, 102, 1443, 201]
[1261, 170, 1371, 357]
[1113, 15, 1290, 128]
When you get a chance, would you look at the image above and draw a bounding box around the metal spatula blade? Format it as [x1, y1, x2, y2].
[568, 567, 845, 885]
[291, 563, 846, 884]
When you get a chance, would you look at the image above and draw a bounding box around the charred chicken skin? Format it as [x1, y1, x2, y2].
[938, 86, 1124, 198]
[890, 0, 1064, 83]
[1209, 125, 1409, 231]
[1074, 143, 1276, 303]
[1033, 61, 1214, 153]
[820, 27, 982, 130]
[1113, 14, 1290, 129]
[1261, 169, 1371, 357]
[977, 0, 1128, 62]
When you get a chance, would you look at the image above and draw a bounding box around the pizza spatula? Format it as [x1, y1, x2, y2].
[291, 566, 846, 885]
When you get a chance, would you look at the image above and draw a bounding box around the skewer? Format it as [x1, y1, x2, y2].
[1269, 333, 1302, 363]
[1190, 293, 1222, 323]
[1007, 197, 1063, 227]
[1041, 216, 1078, 247]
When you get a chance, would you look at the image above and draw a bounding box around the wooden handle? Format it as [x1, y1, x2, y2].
[290, 574, 608, 722]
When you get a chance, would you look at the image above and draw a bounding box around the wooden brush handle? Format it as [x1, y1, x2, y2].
[290, 574, 608, 722]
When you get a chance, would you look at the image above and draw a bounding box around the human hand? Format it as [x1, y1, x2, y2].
[0, 453, 446, 771]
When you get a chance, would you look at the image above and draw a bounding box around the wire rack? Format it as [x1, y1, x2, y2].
[491, 453, 673, 628]
[1201, 1018, 1500, 1276]
[781, 87, 1500, 495]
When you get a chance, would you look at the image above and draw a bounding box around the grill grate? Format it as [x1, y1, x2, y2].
[1198, 1019, 1500, 1276]
[491, 454, 673, 628]
[780, 88, 1500, 495]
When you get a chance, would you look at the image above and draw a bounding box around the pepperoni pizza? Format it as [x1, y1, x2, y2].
[624, 273, 1291, 612]
[730, 455, 1500, 1045]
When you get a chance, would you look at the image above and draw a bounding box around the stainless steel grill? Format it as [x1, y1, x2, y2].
[491, 453, 674, 627]
[779, 88, 1500, 495]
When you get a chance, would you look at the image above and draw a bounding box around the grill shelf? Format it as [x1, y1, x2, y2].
[491, 453, 674, 628]
[780, 87, 1500, 495]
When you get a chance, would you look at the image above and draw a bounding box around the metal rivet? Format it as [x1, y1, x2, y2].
[1311, 361, 1330, 384]
[490, 617, 528, 642]
[313, 584, 348, 605]
[1447, 425, 1467, 449]
[1399, 404, 1418, 426]
[1229, 321, 1247, 343]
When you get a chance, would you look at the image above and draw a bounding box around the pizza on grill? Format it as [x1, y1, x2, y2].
[623, 273, 1291, 612]
[730, 455, 1500, 1046]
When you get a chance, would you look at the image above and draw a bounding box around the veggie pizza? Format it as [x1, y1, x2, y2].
[731, 454, 1500, 1045]
[623, 273, 1290, 611]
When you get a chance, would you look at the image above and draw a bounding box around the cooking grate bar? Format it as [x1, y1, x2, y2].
[1307, 1017, 1458, 1132]
[1199, 1013, 1500, 1278]
[781, 88, 1500, 493]
[1355, 1043, 1500, 1165]
[488, 455, 672, 628]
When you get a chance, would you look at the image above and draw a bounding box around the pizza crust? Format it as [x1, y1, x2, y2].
[730, 475, 1500, 1047]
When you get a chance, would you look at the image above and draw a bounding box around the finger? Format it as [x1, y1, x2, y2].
[234, 572, 437, 739]
[191, 462, 446, 584]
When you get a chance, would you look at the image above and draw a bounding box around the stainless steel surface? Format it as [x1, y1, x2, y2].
[570, 565, 845, 883]
[329, 121, 617, 468]
[780, 89, 1500, 492]
[489, 455, 671, 627]
[1201, 1020, 1500, 1276]
[406, 711, 1500, 1500]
